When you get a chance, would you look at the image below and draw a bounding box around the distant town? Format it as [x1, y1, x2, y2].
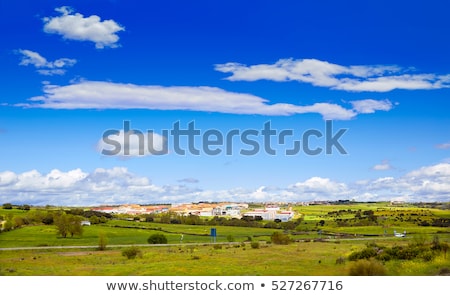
[89, 200, 409, 222]
[91, 202, 297, 222]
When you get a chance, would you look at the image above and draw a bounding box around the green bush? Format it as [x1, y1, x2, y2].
[250, 241, 260, 249]
[348, 246, 378, 261]
[122, 246, 143, 259]
[348, 259, 386, 276]
[147, 233, 168, 244]
[335, 256, 346, 265]
[226, 234, 235, 242]
[419, 250, 435, 262]
[271, 231, 291, 245]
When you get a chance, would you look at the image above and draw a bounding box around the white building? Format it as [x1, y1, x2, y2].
[275, 211, 295, 222]
[243, 208, 295, 221]
[242, 209, 276, 220]
[212, 204, 245, 217]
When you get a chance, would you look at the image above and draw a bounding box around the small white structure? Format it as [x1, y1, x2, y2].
[275, 211, 295, 222]
[394, 230, 406, 237]
[81, 220, 91, 226]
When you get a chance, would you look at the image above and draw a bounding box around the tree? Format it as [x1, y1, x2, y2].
[2, 220, 13, 232]
[147, 233, 168, 244]
[2, 203, 13, 210]
[42, 214, 54, 225]
[54, 212, 83, 238]
[89, 215, 100, 224]
[98, 232, 108, 251]
[54, 213, 69, 237]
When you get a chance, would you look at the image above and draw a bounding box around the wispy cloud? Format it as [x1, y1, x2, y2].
[43, 6, 125, 49]
[436, 142, 450, 150]
[0, 163, 449, 206]
[177, 178, 199, 184]
[371, 160, 394, 171]
[18, 80, 392, 120]
[215, 58, 450, 92]
[16, 49, 76, 75]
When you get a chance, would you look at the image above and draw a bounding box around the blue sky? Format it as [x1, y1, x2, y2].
[0, 0, 449, 206]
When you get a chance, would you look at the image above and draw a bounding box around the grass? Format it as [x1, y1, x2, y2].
[1, 239, 449, 276]
[0, 221, 276, 248]
[1, 202, 449, 276]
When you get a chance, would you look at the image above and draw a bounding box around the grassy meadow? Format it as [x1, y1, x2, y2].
[0, 202, 449, 276]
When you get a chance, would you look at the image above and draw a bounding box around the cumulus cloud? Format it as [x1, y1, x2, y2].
[372, 160, 394, 171]
[287, 177, 351, 200]
[43, 6, 125, 49]
[215, 58, 450, 92]
[18, 80, 391, 120]
[364, 163, 450, 201]
[0, 167, 156, 206]
[0, 163, 449, 206]
[16, 49, 76, 75]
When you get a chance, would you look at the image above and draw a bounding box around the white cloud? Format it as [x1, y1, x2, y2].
[0, 163, 449, 206]
[0, 167, 159, 206]
[288, 177, 351, 200]
[350, 99, 393, 114]
[43, 6, 125, 49]
[215, 58, 450, 92]
[0, 171, 18, 186]
[19, 80, 391, 120]
[405, 162, 450, 178]
[372, 160, 394, 171]
[17, 49, 76, 75]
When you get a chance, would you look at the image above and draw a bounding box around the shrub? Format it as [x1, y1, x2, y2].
[348, 259, 386, 276]
[335, 256, 346, 265]
[42, 215, 54, 225]
[250, 241, 260, 249]
[348, 246, 378, 261]
[147, 233, 168, 244]
[438, 267, 450, 275]
[419, 250, 435, 262]
[122, 246, 143, 259]
[377, 251, 392, 262]
[271, 231, 291, 245]
[226, 234, 235, 242]
[98, 232, 108, 251]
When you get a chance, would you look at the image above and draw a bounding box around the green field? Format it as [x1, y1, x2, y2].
[1, 202, 449, 276]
